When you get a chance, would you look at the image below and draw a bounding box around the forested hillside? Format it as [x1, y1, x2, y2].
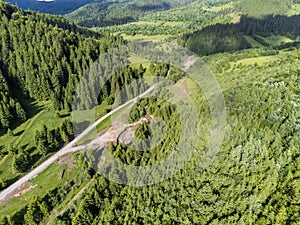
[0, 1, 125, 192]
[3, 41, 298, 225]
[5, 0, 95, 15]
[55, 46, 299, 225]
[91, 0, 237, 38]
[0, 1, 299, 225]
[67, 0, 300, 42]
[239, 0, 292, 18]
[0, 1, 122, 130]
[180, 14, 300, 55]
[65, 0, 198, 28]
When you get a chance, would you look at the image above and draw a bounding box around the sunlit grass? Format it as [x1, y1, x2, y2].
[121, 34, 171, 41]
[287, 4, 300, 16]
[0, 102, 70, 185]
[0, 160, 78, 217]
[202, 2, 234, 13]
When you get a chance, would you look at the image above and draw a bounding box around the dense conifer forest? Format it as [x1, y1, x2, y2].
[180, 15, 300, 55]
[0, 1, 123, 130]
[0, 0, 299, 224]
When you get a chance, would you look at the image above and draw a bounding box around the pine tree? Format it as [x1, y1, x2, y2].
[7, 144, 17, 155]
[12, 152, 30, 173]
[24, 197, 44, 225]
[7, 128, 13, 137]
[37, 140, 48, 156]
[15, 102, 26, 121]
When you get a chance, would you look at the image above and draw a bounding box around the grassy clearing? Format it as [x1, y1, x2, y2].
[0, 102, 70, 184]
[244, 35, 265, 48]
[0, 103, 67, 152]
[232, 55, 278, 66]
[202, 2, 234, 13]
[72, 101, 113, 145]
[121, 34, 171, 41]
[287, 4, 300, 16]
[127, 20, 162, 26]
[0, 156, 17, 183]
[128, 55, 159, 79]
[95, 116, 112, 133]
[230, 51, 287, 66]
[76, 101, 134, 145]
[0, 100, 45, 151]
[75, 117, 111, 146]
[95, 100, 112, 120]
[257, 35, 294, 46]
[128, 54, 151, 64]
[130, 61, 151, 71]
[0, 101, 116, 216]
[240, 0, 289, 18]
[0, 160, 78, 217]
[228, 12, 241, 24]
[15, 108, 68, 149]
[162, 21, 185, 26]
[115, 20, 183, 29]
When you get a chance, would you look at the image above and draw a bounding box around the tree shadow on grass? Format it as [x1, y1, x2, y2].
[13, 130, 24, 137]
[28, 153, 42, 170]
[9, 93, 44, 131]
[22, 99, 43, 119]
[58, 112, 71, 119]
[0, 128, 8, 137]
[0, 175, 21, 191]
[11, 205, 27, 223]
[26, 146, 35, 154]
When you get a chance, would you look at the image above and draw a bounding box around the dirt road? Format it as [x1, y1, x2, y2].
[0, 85, 156, 202]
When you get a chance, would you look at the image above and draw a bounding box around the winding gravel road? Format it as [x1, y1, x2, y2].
[0, 85, 156, 202]
[0, 59, 192, 202]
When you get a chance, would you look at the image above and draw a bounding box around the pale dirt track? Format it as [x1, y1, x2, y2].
[0, 85, 156, 202]
[0, 58, 195, 202]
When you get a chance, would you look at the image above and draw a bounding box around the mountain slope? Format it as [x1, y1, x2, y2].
[0, 1, 299, 225]
[180, 15, 300, 55]
[0, 1, 122, 122]
[64, 0, 199, 27]
[4, 0, 96, 14]
[0, 1, 123, 192]
[15, 38, 299, 225]
[240, 0, 292, 18]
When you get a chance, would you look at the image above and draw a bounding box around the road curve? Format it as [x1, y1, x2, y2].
[0, 85, 156, 202]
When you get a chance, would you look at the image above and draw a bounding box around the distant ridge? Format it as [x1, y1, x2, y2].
[4, 0, 96, 14]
